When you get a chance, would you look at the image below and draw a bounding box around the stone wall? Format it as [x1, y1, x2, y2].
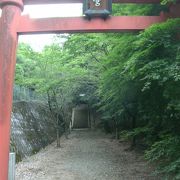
[10, 101, 56, 162]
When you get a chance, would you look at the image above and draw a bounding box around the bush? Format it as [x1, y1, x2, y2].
[145, 135, 180, 179]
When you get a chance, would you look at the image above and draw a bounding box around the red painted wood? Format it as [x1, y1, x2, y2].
[169, 4, 180, 17]
[17, 15, 167, 34]
[0, 1, 23, 180]
[23, 0, 160, 5]
[0, 0, 23, 9]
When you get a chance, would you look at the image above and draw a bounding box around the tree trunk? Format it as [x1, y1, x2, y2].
[56, 113, 61, 148]
[56, 128, 60, 148]
[131, 116, 136, 147]
[115, 121, 120, 140]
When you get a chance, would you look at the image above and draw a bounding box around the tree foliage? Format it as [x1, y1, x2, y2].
[15, 4, 180, 178]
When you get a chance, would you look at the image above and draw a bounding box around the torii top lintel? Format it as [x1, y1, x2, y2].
[23, 0, 161, 4]
[0, 0, 179, 34]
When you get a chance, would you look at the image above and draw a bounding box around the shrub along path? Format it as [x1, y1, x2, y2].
[16, 130, 160, 180]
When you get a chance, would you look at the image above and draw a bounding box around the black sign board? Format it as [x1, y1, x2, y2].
[83, 0, 112, 18]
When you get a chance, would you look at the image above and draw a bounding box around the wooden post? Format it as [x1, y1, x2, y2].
[0, 1, 23, 179]
[8, 153, 16, 180]
[71, 108, 75, 129]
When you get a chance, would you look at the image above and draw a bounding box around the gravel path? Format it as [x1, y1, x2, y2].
[16, 129, 160, 180]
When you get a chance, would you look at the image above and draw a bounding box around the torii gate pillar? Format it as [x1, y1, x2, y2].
[0, 0, 23, 179]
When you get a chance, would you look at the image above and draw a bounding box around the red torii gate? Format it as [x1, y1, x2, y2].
[0, 0, 179, 179]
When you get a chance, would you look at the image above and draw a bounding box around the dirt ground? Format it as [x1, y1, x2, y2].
[16, 129, 160, 180]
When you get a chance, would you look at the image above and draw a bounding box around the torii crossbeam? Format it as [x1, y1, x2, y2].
[23, 0, 161, 4]
[0, 0, 179, 179]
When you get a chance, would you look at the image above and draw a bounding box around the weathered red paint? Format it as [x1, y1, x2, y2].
[169, 4, 180, 18]
[17, 15, 167, 34]
[0, 0, 23, 9]
[0, 0, 23, 180]
[23, 0, 161, 5]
